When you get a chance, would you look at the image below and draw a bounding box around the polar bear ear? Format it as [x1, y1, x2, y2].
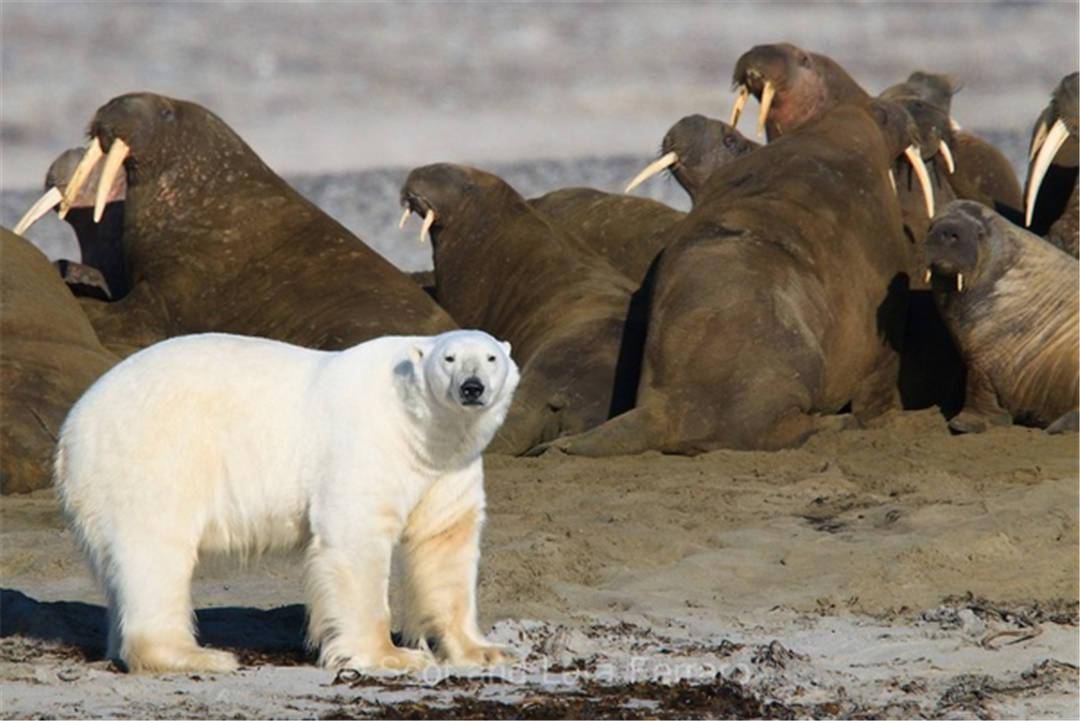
[500, 340, 512, 356]
[409, 345, 426, 365]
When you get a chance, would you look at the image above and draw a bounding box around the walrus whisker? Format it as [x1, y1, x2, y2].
[13, 186, 63, 236]
[729, 84, 749, 127]
[757, 81, 776, 138]
[1024, 118, 1070, 227]
[904, 145, 934, 218]
[625, 151, 678, 194]
[938, 140, 956, 174]
[420, 209, 435, 243]
[94, 138, 130, 224]
[1028, 119, 1049, 161]
[60, 137, 103, 220]
[398, 206, 412, 230]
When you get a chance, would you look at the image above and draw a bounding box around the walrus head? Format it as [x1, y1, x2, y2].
[730, 42, 867, 140]
[869, 99, 937, 218]
[13, 147, 126, 236]
[624, 115, 758, 203]
[1025, 72, 1079, 228]
[882, 71, 960, 118]
[923, 201, 997, 293]
[51, 92, 260, 226]
[399, 163, 510, 243]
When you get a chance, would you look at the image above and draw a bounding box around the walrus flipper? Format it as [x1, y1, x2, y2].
[948, 367, 1012, 434]
[1047, 410, 1080, 434]
[526, 406, 664, 457]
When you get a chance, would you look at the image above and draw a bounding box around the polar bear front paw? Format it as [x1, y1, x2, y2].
[330, 646, 435, 674]
[444, 641, 517, 668]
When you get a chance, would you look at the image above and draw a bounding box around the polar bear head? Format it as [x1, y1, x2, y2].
[412, 330, 519, 415]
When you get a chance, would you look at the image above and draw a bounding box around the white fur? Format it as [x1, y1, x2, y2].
[54, 329, 519, 673]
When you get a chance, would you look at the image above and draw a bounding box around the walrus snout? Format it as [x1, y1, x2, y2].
[924, 211, 984, 289]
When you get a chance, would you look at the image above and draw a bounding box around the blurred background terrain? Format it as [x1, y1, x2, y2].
[3, 1, 1077, 270]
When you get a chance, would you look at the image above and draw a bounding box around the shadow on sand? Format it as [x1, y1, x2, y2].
[0, 588, 311, 665]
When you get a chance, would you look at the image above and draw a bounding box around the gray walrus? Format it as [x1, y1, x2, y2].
[399, 163, 644, 454]
[535, 101, 919, 455]
[1025, 72, 1079, 257]
[924, 200, 1079, 434]
[15, 146, 128, 300]
[882, 71, 1024, 222]
[51, 92, 454, 356]
[1, 228, 119, 494]
[623, 114, 759, 207]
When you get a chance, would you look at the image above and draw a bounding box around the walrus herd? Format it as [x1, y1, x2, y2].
[5, 43, 1078, 490]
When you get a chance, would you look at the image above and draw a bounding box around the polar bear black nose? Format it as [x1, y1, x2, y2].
[460, 377, 485, 403]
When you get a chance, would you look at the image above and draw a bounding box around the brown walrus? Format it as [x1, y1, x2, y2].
[535, 101, 918, 455]
[729, 42, 867, 141]
[882, 71, 1024, 221]
[1025, 72, 1079, 257]
[399, 163, 644, 454]
[528, 188, 683, 285]
[15, 146, 128, 300]
[1, 228, 119, 494]
[623, 114, 759, 206]
[52, 92, 454, 356]
[923, 200, 1078, 433]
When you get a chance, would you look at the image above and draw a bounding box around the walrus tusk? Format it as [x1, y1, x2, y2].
[1025, 118, 1070, 227]
[419, 209, 435, 243]
[957, 273, 964, 292]
[60, 137, 104, 220]
[949, 116, 962, 132]
[923, 268, 932, 284]
[939, 140, 956, 174]
[905, 145, 934, 218]
[625, 151, 678, 194]
[729, 84, 749, 127]
[14, 186, 64, 236]
[757, 81, 776, 138]
[94, 138, 129, 223]
[398, 207, 411, 229]
[1029, 119, 1049, 161]
[888, 169, 896, 193]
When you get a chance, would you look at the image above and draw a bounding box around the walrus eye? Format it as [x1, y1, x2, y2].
[487, 355, 496, 363]
[444, 355, 455, 363]
[159, 107, 176, 122]
[723, 134, 738, 149]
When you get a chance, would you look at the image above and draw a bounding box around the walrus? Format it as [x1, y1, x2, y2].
[534, 101, 919, 455]
[1025, 72, 1079, 257]
[399, 163, 644, 454]
[882, 71, 1024, 221]
[923, 200, 1078, 433]
[0, 228, 118, 494]
[527, 188, 683, 285]
[729, 42, 867, 141]
[623, 114, 760, 206]
[15, 147, 128, 300]
[51, 92, 454, 356]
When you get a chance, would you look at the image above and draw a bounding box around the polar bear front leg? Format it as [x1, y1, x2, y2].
[304, 521, 433, 673]
[399, 466, 513, 668]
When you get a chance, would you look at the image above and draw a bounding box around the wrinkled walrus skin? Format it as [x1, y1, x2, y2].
[401, 164, 645, 455]
[529, 188, 683, 285]
[64, 93, 455, 356]
[1, 228, 119, 493]
[924, 201, 1079, 434]
[538, 103, 913, 456]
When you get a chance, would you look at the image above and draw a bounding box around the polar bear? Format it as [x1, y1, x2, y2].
[54, 329, 519, 674]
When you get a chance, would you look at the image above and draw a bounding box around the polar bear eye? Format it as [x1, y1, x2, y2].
[487, 355, 496, 363]
[444, 355, 455, 363]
